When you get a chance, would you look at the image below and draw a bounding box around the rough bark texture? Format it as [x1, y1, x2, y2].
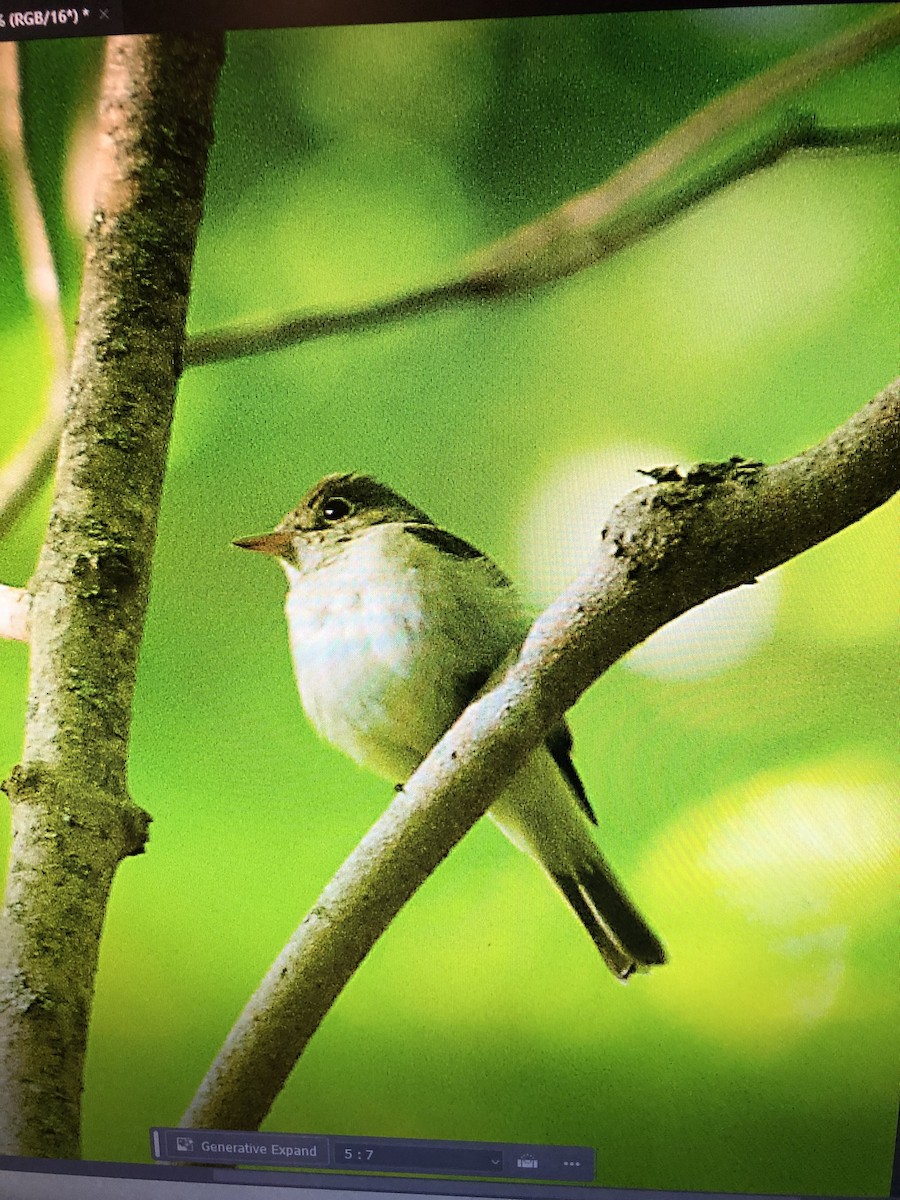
[0, 34, 224, 1159]
[183, 378, 899, 1133]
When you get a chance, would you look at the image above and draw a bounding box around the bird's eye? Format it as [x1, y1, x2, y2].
[322, 496, 353, 522]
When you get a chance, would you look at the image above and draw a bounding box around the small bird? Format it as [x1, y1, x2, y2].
[235, 473, 665, 980]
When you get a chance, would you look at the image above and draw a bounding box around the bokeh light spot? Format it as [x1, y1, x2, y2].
[517, 444, 680, 607]
[634, 760, 900, 1050]
[626, 573, 781, 681]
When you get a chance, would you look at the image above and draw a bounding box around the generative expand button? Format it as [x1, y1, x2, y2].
[151, 1128, 330, 1166]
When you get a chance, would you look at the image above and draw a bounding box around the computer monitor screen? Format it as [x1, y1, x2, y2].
[0, 3, 898, 1199]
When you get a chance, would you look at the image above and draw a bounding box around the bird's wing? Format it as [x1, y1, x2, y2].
[406, 523, 597, 824]
[546, 723, 597, 825]
[400, 523, 664, 980]
[401, 520, 524, 691]
[402, 523, 513, 587]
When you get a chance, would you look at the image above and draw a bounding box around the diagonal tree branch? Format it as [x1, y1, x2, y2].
[0, 34, 224, 1159]
[183, 376, 900, 1133]
[183, 7, 900, 367]
[0, 42, 70, 538]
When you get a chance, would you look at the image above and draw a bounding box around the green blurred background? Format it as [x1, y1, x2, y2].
[1, 6, 898, 1195]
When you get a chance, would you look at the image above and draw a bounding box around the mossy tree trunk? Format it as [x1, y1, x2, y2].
[0, 33, 224, 1159]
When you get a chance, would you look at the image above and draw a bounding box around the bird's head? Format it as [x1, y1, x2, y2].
[234, 472, 433, 569]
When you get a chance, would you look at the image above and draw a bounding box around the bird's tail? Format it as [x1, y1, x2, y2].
[488, 746, 666, 981]
[550, 858, 667, 981]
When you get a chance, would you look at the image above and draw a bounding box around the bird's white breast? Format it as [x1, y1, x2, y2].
[283, 524, 519, 781]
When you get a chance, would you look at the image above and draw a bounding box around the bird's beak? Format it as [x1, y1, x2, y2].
[233, 531, 293, 556]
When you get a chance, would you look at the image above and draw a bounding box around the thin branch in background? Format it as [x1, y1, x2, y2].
[3, 15, 898, 533]
[183, 378, 900, 1132]
[0, 45, 66, 361]
[184, 8, 900, 367]
[0, 584, 29, 642]
[0, 406, 68, 540]
[63, 69, 103, 237]
[182, 127, 897, 368]
[473, 9, 900, 284]
[518, 118, 900, 285]
[0, 41, 69, 539]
